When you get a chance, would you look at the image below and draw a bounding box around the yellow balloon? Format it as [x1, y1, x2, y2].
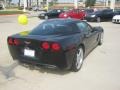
[18, 15, 28, 25]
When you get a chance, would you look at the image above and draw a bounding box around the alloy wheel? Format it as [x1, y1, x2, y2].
[76, 48, 84, 70]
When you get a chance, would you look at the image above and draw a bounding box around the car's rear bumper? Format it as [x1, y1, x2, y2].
[8, 45, 76, 70]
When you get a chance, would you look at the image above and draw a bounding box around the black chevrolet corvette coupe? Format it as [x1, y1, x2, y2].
[7, 19, 104, 72]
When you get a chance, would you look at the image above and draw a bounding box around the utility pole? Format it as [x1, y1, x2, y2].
[110, 0, 115, 10]
[74, 0, 78, 9]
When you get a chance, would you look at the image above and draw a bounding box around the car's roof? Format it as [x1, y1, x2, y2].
[98, 9, 113, 12]
[45, 18, 81, 24]
[50, 9, 63, 10]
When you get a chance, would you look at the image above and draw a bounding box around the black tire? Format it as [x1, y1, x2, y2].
[98, 32, 104, 45]
[97, 17, 101, 22]
[71, 47, 84, 72]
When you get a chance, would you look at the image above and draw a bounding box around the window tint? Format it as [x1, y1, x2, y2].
[102, 9, 113, 14]
[105, 10, 113, 13]
[48, 10, 57, 13]
[76, 22, 92, 33]
[94, 10, 102, 14]
[73, 9, 80, 14]
[85, 9, 94, 13]
[29, 21, 79, 35]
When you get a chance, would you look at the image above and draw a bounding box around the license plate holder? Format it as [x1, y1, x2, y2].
[24, 49, 35, 57]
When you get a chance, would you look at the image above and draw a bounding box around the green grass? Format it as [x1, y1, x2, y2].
[0, 10, 24, 15]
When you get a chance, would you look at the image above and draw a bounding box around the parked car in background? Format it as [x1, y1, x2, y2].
[112, 15, 120, 23]
[32, 6, 47, 12]
[59, 9, 86, 20]
[38, 9, 64, 19]
[32, 6, 40, 11]
[85, 9, 117, 22]
[7, 19, 104, 72]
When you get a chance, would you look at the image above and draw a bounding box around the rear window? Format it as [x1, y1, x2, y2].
[29, 20, 79, 35]
[94, 10, 102, 14]
[85, 9, 94, 13]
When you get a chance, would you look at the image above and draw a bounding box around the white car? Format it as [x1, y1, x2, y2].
[112, 15, 120, 23]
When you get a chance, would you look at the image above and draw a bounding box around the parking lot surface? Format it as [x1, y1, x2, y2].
[0, 16, 120, 90]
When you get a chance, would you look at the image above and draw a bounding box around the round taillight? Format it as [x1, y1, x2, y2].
[8, 38, 13, 45]
[14, 39, 20, 45]
[41, 42, 50, 50]
[51, 43, 61, 51]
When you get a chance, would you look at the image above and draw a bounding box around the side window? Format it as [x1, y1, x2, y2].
[51, 10, 57, 13]
[105, 10, 111, 14]
[103, 10, 113, 14]
[74, 9, 80, 14]
[102, 10, 106, 14]
[69, 23, 79, 32]
[73, 10, 76, 13]
[76, 22, 93, 33]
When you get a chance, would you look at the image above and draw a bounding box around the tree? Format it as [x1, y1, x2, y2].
[7, 0, 12, 7]
[85, 0, 96, 7]
[18, 0, 20, 8]
[27, 0, 28, 8]
[37, 0, 39, 7]
[29, 0, 31, 7]
[49, 0, 58, 7]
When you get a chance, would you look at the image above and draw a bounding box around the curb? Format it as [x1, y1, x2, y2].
[0, 13, 30, 16]
[0, 14, 20, 16]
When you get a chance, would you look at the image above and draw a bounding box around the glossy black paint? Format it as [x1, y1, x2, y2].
[38, 9, 64, 19]
[85, 9, 118, 22]
[7, 19, 103, 70]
